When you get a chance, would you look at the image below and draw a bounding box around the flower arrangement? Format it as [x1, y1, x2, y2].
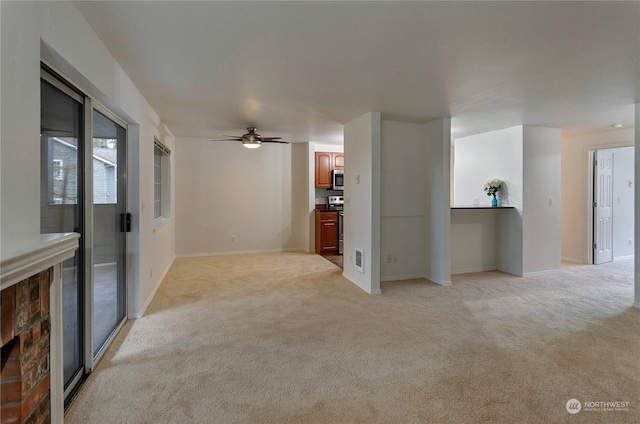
[483, 178, 503, 198]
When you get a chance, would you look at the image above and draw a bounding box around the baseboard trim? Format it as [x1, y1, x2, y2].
[451, 267, 495, 275]
[614, 255, 635, 261]
[342, 272, 381, 294]
[561, 256, 584, 264]
[522, 268, 562, 277]
[424, 273, 452, 286]
[380, 273, 425, 282]
[176, 248, 304, 258]
[136, 255, 175, 318]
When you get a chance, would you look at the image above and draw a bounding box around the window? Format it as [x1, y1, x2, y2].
[153, 137, 171, 223]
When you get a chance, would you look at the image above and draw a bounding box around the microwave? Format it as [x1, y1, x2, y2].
[331, 169, 344, 191]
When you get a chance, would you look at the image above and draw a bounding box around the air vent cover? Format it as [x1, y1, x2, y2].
[355, 249, 364, 273]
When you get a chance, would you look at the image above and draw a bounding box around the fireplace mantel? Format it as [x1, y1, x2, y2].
[1, 232, 79, 424]
[1, 233, 79, 290]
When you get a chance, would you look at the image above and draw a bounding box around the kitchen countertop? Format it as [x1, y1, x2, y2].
[451, 206, 515, 209]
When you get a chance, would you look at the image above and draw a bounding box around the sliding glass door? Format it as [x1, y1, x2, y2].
[41, 67, 128, 403]
[91, 108, 127, 358]
[41, 71, 85, 395]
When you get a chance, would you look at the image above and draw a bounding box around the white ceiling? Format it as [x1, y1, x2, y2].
[74, 1, 639, 143]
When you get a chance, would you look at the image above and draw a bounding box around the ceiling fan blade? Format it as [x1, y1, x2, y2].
[222, 135, 243, 139]
[211, 138, 242, 141]
[261, 136, 283, 141]
[262, 140, 290, 144]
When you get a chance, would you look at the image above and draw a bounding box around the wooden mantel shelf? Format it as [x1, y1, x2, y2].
[1, 232, 80, 290]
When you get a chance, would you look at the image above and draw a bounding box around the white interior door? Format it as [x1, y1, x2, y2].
[594, 150, 614, 264]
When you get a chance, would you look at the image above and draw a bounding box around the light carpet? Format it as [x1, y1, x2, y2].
[65, 252, 639, 423]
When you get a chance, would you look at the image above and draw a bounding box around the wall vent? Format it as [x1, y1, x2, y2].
[355, 249, 364, 273]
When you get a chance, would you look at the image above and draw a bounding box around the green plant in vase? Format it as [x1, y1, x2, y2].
[484, 178, 503, 207]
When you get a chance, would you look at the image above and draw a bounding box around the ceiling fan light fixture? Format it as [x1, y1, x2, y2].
[242, 139, 262, 149]
[213, 127, 286, 148]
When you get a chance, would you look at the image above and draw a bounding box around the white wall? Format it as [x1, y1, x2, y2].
[454, 126, 523, 207]
[450, 209, 498, 273]
[175, 138, 307, 256]
[343, 112, 381, 294]
[452, 126, 523, 275]
[0, 1, 175, 317]
[522, 127, 562, 275]
[292, 143, 311, 254]
[424, 118, 452, 285]
[561, 128, 635, 263]
[380, 121, 427, 281]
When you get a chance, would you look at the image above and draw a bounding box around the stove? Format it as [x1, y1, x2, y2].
[327, 195, 344, 211]
[327, 196, 344, 255]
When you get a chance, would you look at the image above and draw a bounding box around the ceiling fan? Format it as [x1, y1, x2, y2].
[212, 127, 289, 149]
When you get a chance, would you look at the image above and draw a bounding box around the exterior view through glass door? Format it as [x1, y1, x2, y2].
[41, 67, 128, 404]
[41, 71, 85, 397]
[92, 108, 127, 358]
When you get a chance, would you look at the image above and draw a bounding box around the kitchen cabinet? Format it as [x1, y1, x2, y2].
[315, 210, 339, 254]
[315, 152, 344, 188]
[333, 153, 344, 170]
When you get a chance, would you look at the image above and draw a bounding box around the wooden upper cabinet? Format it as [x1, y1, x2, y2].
[315, 152, 333, 188]
[315, 152, 344, 188]
[333, 153, 344, 170]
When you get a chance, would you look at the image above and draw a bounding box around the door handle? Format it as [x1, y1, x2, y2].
[121, 213, 132, 232]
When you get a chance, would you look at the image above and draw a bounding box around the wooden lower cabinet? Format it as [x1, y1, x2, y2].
[315, 210, 339, 254]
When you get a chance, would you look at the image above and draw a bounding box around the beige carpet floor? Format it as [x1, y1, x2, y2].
[65, 252, 639, 424]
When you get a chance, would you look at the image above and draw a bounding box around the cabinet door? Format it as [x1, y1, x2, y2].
[320, 220, 339, 252]
[315, 211, 339, 254]
[333, 153, 344, 170]
[315, 152, 333, 188]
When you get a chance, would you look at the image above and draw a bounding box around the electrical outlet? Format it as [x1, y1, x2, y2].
[393, 255, 398, 263]
[387, 254, 392, 264]
[629, 239, 633, 246]
[232, 235, 237, 242]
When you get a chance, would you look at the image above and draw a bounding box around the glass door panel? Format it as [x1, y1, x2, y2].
[40, 76, 85, 390]
[41, 68, 129, 405]
[92, 109, 127, 357]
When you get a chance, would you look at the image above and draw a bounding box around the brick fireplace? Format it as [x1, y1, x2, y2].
[1, 232, 79, 424]
[1, 268, 52, 424]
